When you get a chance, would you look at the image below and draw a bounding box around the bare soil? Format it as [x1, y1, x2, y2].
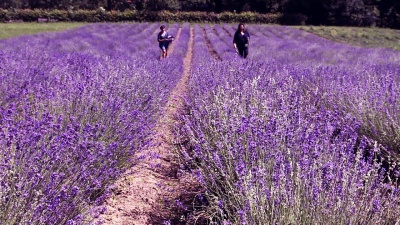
[202, 26, 222, 61]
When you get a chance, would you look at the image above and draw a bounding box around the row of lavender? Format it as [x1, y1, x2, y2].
[0, 22, 189, 224]
[175, 24, 400, 224]
[249, 24, 400, 160]
[207, 24, 400, 155]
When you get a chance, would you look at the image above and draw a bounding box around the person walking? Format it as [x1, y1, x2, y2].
[157, 25, 174, 59]
[233, 23, 250, 58]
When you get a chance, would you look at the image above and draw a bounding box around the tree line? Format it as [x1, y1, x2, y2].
[1, 0, 399, 28]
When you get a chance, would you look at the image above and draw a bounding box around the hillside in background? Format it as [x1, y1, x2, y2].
[296, 25, 400, 51]
[1, 23, 399, 52]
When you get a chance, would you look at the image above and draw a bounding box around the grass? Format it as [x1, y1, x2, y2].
[295, 25, 400, 51]
[0, 22, 86, 40]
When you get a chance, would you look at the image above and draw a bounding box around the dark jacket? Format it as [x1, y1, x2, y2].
[233, 30, 250, 48]
[158, 31, 170, 47]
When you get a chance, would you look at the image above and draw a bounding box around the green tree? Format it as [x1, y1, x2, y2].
[180, 0, 210, 11]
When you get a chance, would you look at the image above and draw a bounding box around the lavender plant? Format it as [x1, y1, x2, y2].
[0, 22, 186, 224]
[246, 25, 400, 158]
[175, 25, 400, 224]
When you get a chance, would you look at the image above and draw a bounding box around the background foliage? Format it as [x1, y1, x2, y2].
[0, 9, 283, 24]
[0, 0, 399, 28]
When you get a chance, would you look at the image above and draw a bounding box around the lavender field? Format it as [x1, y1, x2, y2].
[0, 22, 189, 224]
[0, 23, 399, 224]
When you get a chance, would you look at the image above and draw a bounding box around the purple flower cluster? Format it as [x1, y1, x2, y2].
[0, 22, 188, 223]
[176, 24, 400, 224]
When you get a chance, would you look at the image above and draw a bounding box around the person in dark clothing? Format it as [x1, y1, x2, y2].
[233, 23, 250, 58]
[157, 25, 174, 59]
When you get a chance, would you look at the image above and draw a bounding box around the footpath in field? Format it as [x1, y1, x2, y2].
[96, 27, 196, 225]
[202, 26, 221, 61]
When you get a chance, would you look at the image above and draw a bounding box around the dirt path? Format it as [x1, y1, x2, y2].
[95, 26, 195, 225]
[202, 26, 221, 61]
